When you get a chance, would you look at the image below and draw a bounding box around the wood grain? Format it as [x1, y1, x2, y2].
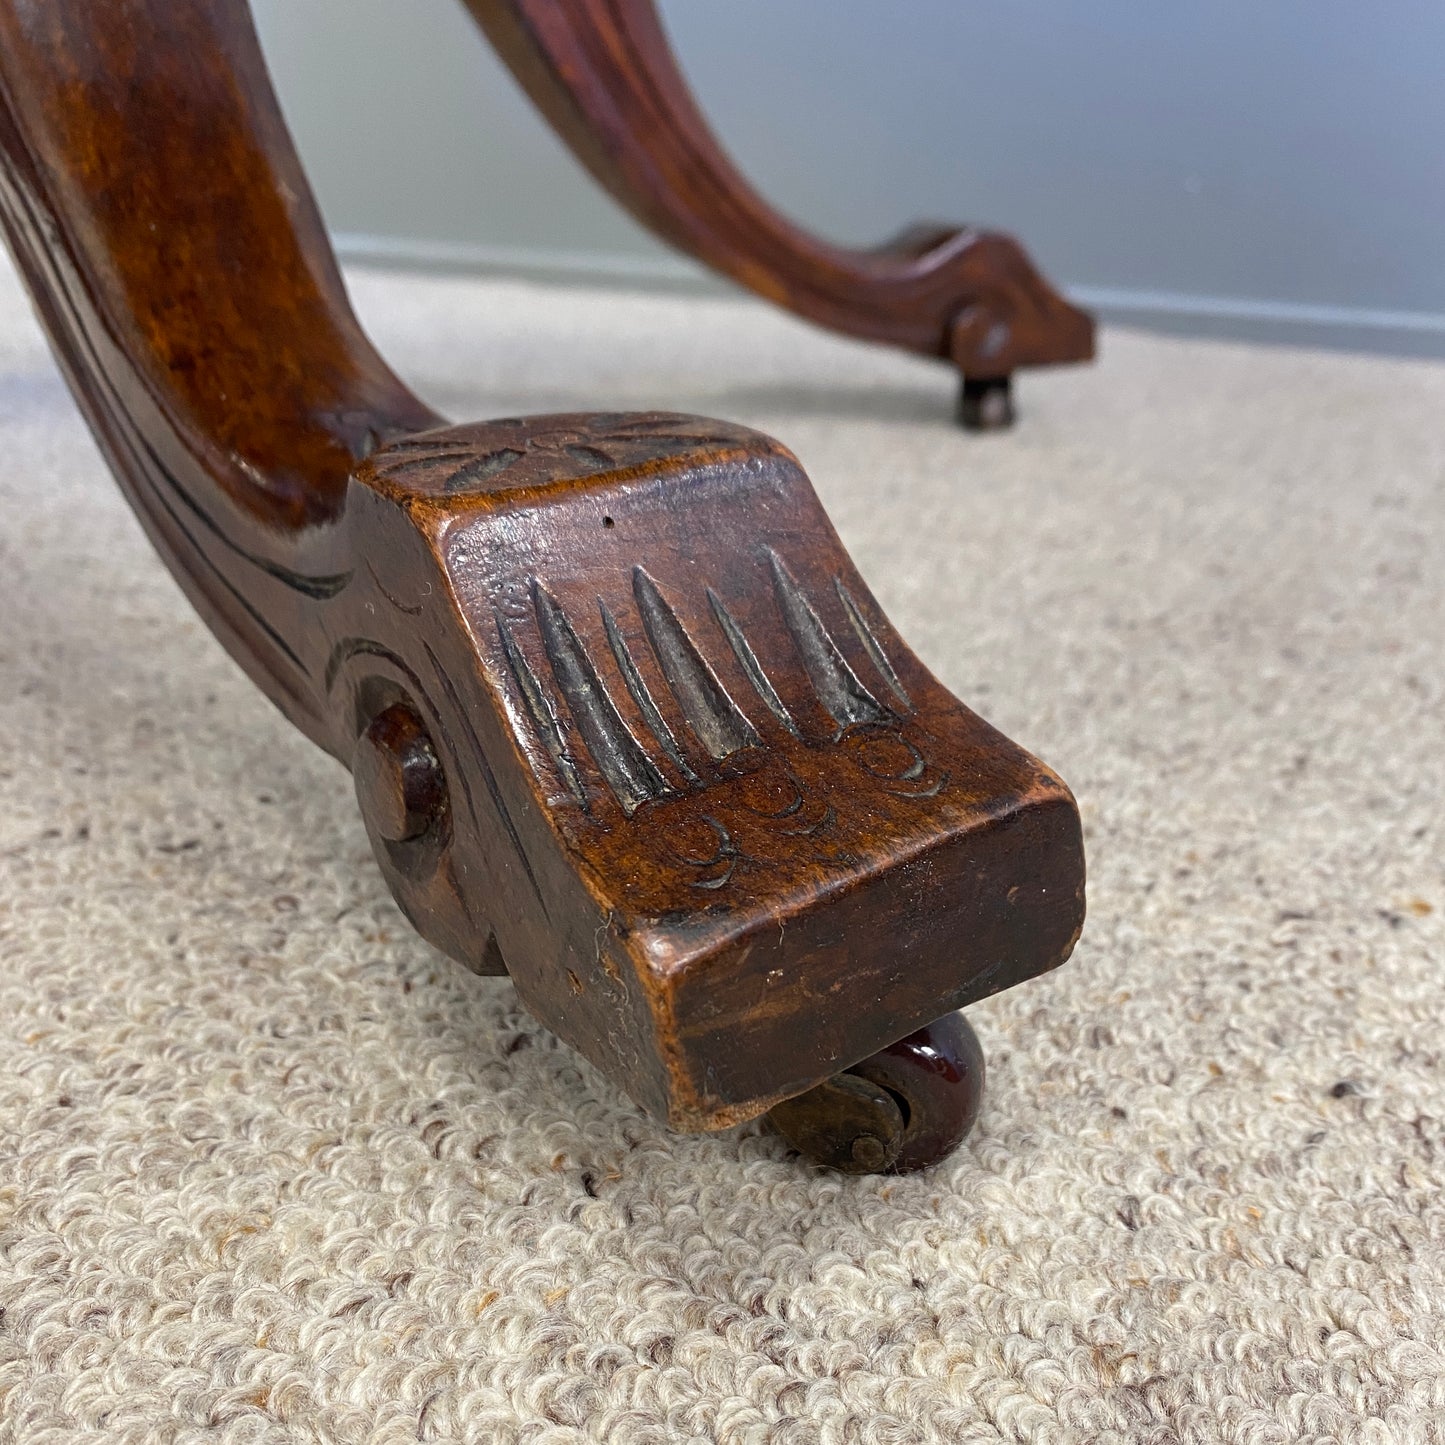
[0, 0, 1085, 1145]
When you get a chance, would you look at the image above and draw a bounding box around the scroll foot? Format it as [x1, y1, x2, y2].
[768, 1011, 985, 1173]
[0, 0, 1082, 1165]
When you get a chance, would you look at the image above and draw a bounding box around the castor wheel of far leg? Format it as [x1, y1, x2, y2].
[767, 1012, 985, 1173]
[957, 375, 1016, 432]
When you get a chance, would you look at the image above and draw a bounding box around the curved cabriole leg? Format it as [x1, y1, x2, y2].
[462, 0, 1094, 426]
[0, 0, 1085, 1173]
[768, 1013, 985, 1173]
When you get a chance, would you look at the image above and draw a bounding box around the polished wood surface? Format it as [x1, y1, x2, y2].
[464, 0, 1095, 420]
[0, 0, 1085, 1165]
[0, 0, 439, 750]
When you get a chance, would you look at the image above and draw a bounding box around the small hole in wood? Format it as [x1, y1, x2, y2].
[602, 516, 615, 528]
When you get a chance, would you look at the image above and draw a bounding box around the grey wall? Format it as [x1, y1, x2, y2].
[252, 0, 1445, 356]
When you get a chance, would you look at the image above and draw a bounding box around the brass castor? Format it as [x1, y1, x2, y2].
[767, 1011, 985, 1173]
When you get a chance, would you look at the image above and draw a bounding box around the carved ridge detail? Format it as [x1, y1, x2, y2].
[368, 412, 751, 496]
[767, 550, 890, 731]
[600, 599, 702, 787]
[495, 606, 588, 808]
[708, 587, 801, 739]
[533, 579, 670, 816]
[500, 554, 931, 830]
[836, 579, 911, 709]
[633, 566, 760, 760]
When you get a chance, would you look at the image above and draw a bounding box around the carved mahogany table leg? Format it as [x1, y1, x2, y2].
[462, 0, 1094, 427]
[0, 0, 1085, 1171]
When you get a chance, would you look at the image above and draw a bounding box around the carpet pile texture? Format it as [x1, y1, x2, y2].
[1, 255, 1443, 1443]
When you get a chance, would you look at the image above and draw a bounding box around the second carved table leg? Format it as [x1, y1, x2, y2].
[463, 0, 1095, 427]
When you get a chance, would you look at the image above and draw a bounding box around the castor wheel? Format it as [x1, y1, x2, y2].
[767, 1012, 985, 1173]
[957, 375, 1016, 431]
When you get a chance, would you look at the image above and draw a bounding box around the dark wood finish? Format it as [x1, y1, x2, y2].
[355, 702, 449, 843]
[463, 0, 1095, 423]
[0, 0, 1085, 1163]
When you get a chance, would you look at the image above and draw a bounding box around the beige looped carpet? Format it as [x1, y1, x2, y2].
[2, 253, 1443, 1444]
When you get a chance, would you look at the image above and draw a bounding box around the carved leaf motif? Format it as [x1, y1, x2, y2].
[372, 413, 750, 496]
[445, 448, 524, 491]
[494, 552, 941, 894]
[632, 568, 760, 760]
[532, 580, 670, 816]
[767, 550, 889, 730]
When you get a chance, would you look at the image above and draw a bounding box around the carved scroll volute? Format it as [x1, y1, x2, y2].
[338, 413, 1084, 1130]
